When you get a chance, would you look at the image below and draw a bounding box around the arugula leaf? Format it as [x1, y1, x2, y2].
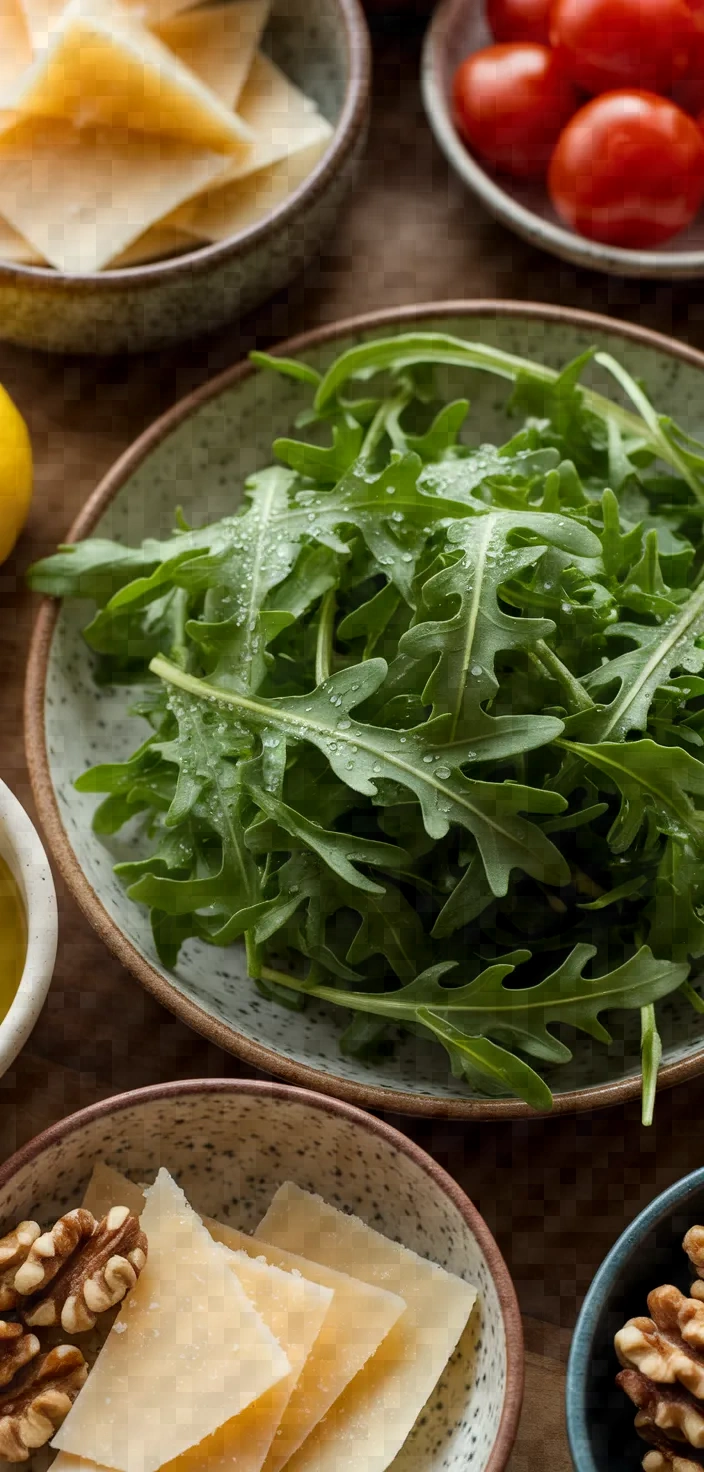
[150, 655, 569, 896]
[561, 737, 704, 851]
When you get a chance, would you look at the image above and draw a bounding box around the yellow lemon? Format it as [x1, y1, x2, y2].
[0, 384, 32, 565]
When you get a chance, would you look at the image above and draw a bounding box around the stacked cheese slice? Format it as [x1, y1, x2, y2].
[45, 1162, 477, 1472]
[0, 0, 333, 272]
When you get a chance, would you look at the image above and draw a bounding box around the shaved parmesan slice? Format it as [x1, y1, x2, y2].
[0, 0, 31, 89]
[53, 1168, 290, 1472]
[109, 223, 196, 266]
[155, 0, 270, 109]
[20, 0, 192, 47]
[82, 1164, 407, 1472]
[230, 51, 332, 180]
[175, 138, 330, 242]
[0, 213, 44, 263]
[4, 0, 254, 152]
[256, 1182, 478, 1472]
[0, 117, 232, 273]
[172, 1254, 333, 1472]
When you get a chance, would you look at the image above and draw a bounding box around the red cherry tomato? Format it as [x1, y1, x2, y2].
[548, 90, 704, 248]
[453, 44, 579, 179]
[675, 0, 704, 112]
[486, 0, 553, 45]
[550, 0, 697, 95]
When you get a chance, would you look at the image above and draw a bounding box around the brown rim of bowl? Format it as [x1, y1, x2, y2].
[0, 1076, 524, 1472]
[0, 0, 370, 289]
[24, 297, 704, 1121]
[422, 0, 704, 280]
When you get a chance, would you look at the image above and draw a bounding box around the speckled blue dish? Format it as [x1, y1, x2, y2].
[0, 1079, 523, 1472]
[25, 300, 704, 1120]
[567, 1167, 704, 1472]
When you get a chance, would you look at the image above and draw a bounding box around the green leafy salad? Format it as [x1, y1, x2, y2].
[30, 332, 704, 1120]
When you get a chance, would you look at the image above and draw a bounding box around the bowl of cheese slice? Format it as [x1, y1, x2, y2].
[0, 0, 370, 352]
[0, 1078, 523, 1472]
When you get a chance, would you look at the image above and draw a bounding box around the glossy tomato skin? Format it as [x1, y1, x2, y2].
[486, 0, 552, 45]
[550, 0, 697, 95]
[453, 44, 579, 179]
[548, 90, 704, 248]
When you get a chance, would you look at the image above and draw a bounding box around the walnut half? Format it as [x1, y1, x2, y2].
[0, 1225, 41, 1312]
[0, 1325, 40, 1391]
[0, 1345, 87, 1462]
[17, 1206, 147, 1334]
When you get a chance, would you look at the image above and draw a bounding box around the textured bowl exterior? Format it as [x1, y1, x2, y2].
[422, 0, 704, 279]
[26, 299, 704, 1119]
[0, 780, 57, 1079]
[0, 1079, 523, 1472]
[0, 0, 370, 354]
[567, 1167, 704, 1471]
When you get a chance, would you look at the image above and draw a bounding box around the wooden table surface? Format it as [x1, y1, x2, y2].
[5, 9, 704, 1466]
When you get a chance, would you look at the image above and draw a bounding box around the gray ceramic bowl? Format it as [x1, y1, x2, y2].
[0, 0, 370, 354]
[566, 1167, 704, 1472]
[0, 1078, 524, 1471]
[25, 299, 704, 1119]
[422, 0, 704, 279]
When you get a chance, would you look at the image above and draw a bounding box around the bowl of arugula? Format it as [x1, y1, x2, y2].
[25, 301, 704, 1120]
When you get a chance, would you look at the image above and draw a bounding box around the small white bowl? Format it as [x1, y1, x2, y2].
[0, 779, 57, 1078]
[422, 0, 704, 279]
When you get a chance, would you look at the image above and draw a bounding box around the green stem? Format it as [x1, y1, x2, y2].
[640, 1003, 662, 1128]
[681, 979, 704, 1015]
[534, 640, 595, 716]
[315, 589, 336, 686]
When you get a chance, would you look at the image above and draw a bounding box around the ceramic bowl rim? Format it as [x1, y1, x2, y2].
[0, 0, 370, 290]
[25, 296, 704, 1120]
[0, 779, 57, 1079]
[0, 1075, 525, 1472]
[421, 0, 704, 281]
[565, 1164, 704, 1471]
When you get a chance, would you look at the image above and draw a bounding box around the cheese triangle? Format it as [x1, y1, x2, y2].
[176, 137, 331, 243]
[82, 1164, 407, 1472]
[154, 0, 270, 109]
[19, 0, 191, 49]
[3, 0, 254, 152]
[230, 51, 332, 180]
[0, 117, 232, 272]
[256, 1183, 478, 1472]
[109, 223, 196, 266]
[53, 1169, 291, 1472]
[0, 212, 44, 262]
[0, 0, 31, 89]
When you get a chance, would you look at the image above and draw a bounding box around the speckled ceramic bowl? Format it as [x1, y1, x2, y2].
[0, 1079, 523, 1471]
[0, 779, 57, 1079]
[422, 0, 704, 279]
[566, 1166, 704, 1471]
[0, 0, 370, 355]
[26, 300, 704, 1119]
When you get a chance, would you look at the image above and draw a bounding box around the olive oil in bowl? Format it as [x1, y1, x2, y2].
[0, 853, 26, 1024]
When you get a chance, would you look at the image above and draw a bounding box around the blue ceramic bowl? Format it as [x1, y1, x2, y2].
[567, 1167, 704, 1471]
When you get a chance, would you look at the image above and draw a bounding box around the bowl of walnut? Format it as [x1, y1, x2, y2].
[567, 1166, 704, 1472]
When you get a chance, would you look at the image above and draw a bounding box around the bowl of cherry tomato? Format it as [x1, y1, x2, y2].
[422, 0, 704, 275]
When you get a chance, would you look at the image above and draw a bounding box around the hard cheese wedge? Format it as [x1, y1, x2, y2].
[19, 0, 194, 48]
[154, 0, 270, 109]
[83, 1164, 407, 1472]
[0, 117, 232, 273]
[0, 0, 31, 89]
[4, 0, 254, 152]
[170, 1254, 332, 1472]
[230, 52, 332, 182]
[53, 1168, 290, 1472]
[178, 139, 331, 243]
[256, 1182, 478, 1472]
